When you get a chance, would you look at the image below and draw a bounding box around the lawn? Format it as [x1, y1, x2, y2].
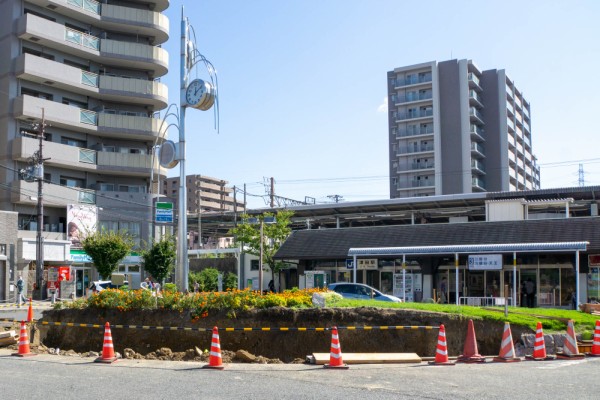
[331, 299, 599, 333]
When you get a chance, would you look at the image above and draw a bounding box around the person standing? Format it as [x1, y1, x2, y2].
[16, 275, 27, 307]
[439, 277, 447, 304]
[525, 278, 535, 308]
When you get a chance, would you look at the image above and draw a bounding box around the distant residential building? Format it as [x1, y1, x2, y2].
[161, 175, 244, 214]
[387, 59, 540, 198]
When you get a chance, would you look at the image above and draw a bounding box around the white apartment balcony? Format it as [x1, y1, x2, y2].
[468, 73, 482, 91]
[12, 136, 161, 178]
[393, 74, 432, 89]
[395, 109, 434, 122]
[396, 143, 434, 155]
[472, 177, 486, 191]
[14, 95, 166, 141]
[469, 107, 484, 124]
[470, 142, 485, 157]
[17, 14, 168, 76]
[16, 54, 168, 108]
[397, 178, 435, 189]
[12, 180, 95, 207]
[469, 124, 485, 142]
[469, 90, 483, 108]
[471, 159, 486, 174]
[26, 0, 169, 44]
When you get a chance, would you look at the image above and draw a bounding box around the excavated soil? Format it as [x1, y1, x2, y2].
[28, 307, 534, 363]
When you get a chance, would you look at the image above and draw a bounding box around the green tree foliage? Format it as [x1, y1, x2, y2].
[141, 235, 176, 284]
[188, 268, 238, 292]
[228, 210, 294, 283]
[82, 229, 133, 280]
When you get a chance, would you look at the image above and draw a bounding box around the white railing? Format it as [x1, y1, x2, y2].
[459, 297, 513, 306]
[67, 0, 101, 15]
[65, 27, 100, 50]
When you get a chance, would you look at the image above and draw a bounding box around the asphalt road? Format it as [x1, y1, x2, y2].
[1, 349, 599, 400]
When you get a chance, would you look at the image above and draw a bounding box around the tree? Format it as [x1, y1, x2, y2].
[228, 210, 294, 287]
[141, 235, 176, 284]
[82, 229, 133, 280]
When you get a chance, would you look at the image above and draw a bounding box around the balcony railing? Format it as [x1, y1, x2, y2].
[398, 125, 434, 137]
[80, 110, 98, 125]
[411, 162, 434, 170]
[65, 27, 100, 50]
[399, 92, 433, 103]
[468, 73, 480, 86]
[397, 109, 433, 121]
[472, 177, 486, 189]
[78, 148, 97, 164]
[469, 107, 484, 121]
[471, 142, 485, 154]
[398, 144, 434, 154]
[471, 160, 485, 172]
[78, 189, 96, 204]
[470, 124, 484, 137]
[394, 74, 432, 87]
[81, 70, 99, 87]
[469, 90, 482, 104]
[67, 0, 101, 14]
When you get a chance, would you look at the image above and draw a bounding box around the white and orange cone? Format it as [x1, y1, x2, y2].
[95, 322, 117, 363]
[26, 298, 34, 322]
[428, 324, 455, 366]
[588, 320, 600, 357]
[526, 321, 555, 361]
[324, 327, 349, 369]
[12, 321, 36, 357]
[557, 319, 584, 359]
[493, 322, 521, 362]
[203, 326, 225, 369]
[456, 319, 486, 363]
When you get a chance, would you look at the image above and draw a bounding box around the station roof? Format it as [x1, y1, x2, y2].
[274, 217, 600, 260]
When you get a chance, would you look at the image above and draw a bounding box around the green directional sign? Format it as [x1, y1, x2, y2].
[155, 202, 173, 224]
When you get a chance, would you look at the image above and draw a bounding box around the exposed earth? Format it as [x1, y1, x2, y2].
[1, 307, 554, 363]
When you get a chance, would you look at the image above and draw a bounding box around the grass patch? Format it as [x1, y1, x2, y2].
[330, 299, 598, 332]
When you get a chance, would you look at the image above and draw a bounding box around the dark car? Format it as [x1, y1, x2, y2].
[327, 283, 402, 302]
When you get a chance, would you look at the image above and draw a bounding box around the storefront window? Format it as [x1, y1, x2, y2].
[560, 268, 576, 308]
[588, 268, 600, 302]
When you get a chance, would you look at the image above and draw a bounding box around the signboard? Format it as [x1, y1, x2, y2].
[155, 202, 174, 223]
[346, 259, 354, 269]
[468, 254, 503, 270]
[304, 271, 326, 289]
[357, 259, 378, 270]
[67, 204, 97, 249]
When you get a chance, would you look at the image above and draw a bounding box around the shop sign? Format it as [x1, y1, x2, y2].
[468, 254, 502, 270]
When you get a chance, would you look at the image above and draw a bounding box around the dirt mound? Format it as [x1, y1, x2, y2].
[34, 307, 532, 362]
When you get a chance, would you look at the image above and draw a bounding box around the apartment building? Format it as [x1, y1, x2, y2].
[387, 59, 540, 198]
[0, 0, 169, 288]
[162, 174, 245, 214]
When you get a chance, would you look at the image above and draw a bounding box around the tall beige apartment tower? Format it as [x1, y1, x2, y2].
[388, 59, 540, 198]
[0, 0, 169, 281]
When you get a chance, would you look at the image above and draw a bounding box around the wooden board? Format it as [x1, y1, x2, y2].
[0, 330, 17, 347]
[311, 353, 422, 365]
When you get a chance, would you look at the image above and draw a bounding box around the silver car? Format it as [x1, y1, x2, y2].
[327, 283, 402, 302]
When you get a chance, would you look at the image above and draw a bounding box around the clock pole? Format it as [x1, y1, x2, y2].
[177, 7, 189, 292]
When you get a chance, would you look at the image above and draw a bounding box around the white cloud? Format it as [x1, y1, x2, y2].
[377, 97, 388, 113]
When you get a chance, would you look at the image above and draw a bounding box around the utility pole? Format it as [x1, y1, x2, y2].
[35, 109, 47, 300]
[197, 187, 201, 248]
[578, 164, 585, 187]
[270, 177, 275, 208]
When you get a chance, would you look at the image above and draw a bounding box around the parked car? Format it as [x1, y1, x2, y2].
[327, 283, 402, 302]
[89, 280, 128, 293]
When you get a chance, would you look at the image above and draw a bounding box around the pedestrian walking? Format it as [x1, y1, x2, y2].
[16, 275, 27, 307]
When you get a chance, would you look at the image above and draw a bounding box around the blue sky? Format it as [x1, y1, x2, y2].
[161, 0, 600, 208]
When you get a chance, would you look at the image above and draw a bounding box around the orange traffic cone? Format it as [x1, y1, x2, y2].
[588, 320, 600, 357]
[428, 324, 455, 366]
[557, 319, 585, 359]
[456, 319, 486, 363]
[526, 322, 555, 361]
[203, 326, 225, 369]
[95, 322, 117, 363]
[12, 321, 36, 357]
[493, 322, 521, 362]
[324, 326, 349, 369]
[26, 298, 33, 322]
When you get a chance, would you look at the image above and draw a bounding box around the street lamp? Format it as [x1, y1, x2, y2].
[248, 216, 276, 293]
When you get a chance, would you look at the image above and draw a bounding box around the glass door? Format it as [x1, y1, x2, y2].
[520, 269, 537, 308]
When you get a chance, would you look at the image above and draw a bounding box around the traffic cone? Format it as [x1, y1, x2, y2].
[203, 326, 225, 369]
[324, 326, 349, 369]
[456, 319, 486, 363]
[26, 298, 33, 322]
[493, 322, 521, 362]
[588, 320, 600, 357]
[557, 319, 585, 359]
[12, 321, 36, 357]
[526, 322, 556, 361]
[95, 322, 117, 363]
[428, 324, 455, 366]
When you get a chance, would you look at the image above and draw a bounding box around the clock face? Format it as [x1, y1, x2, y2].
[185, 79, 207, 107]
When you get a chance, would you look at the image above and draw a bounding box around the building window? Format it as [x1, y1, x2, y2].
[250, 260, 259, 271]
